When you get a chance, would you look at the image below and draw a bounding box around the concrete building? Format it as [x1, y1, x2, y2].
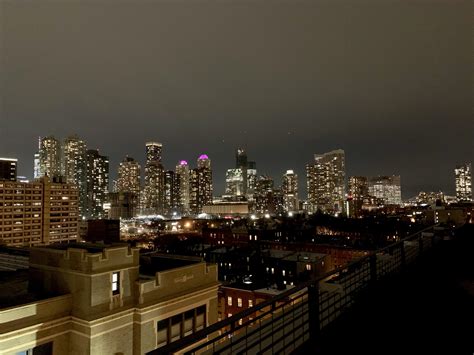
[108, 191, 137, 220]
[455, 162, 472, 202]
[85, 149, 109, 219]
[0, 244, 219, 354]
[306, 149, 346, 214]
[0, 158, 17, 181]
[202, 201, 249, 216]
[0, 176, 79, 247]
[189, 155, 213, 215]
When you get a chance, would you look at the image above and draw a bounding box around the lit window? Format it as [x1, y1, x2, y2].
[112, 272, 120, 295]
[306, 264, 312, 271]
[227, 296, 232, 306]
[228, 313, 232, 318]
[271, 268, 274, 274]
[238, 318, 243, 325]
[248, 299, 253, 307]
[282, 270, 286, 276]
[237, 298, 242, 307]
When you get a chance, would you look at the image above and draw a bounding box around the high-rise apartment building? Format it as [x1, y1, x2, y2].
[33, 153, 40, 179]
[176, 160, 190, 214]
[254, 175, 274, 214]
[189, 155, 213, 215]
[455, 163, 472, 202]
[0, 176, 79, 247]
[247, 161, 257, 201]
[236, 148, 248, 197]
[0, 157, 17, 181]
[39, 136, 62, 179]
[347, 176, 369, 218]
[282, 170, 298, 212]
[142, 142, 164, 215]
[63, 135, 87, 216]
[225, 169, 245, 197]
[85, 149, 109, 219]
[116, 157, 141, 217]
[306, 149, 346, 214]
[164, 170, 181, 216]
[367, 175, 402, 205]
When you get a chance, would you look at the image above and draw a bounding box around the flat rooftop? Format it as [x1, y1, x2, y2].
[139, 253, 203, 275]
[43, 242, 129, 253]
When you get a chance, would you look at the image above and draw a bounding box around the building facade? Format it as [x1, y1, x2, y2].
[367, 175, 402, 205]
[455, 162, 472, 202]
[85, 149, 109, 219]
[63, 135, 88, 216]
[0, 176, 79, 247]
[116, 157, 141, 217]
[282, 170, 298, 213]
[306, 149, 346, 214]
[0, 244, 219, 355]
[39, 136, 62, 179]
[142, 142, 164, 215]
[176, 161, 190, 214]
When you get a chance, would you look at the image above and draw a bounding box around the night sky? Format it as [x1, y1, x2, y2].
[1, 0, 472, 198]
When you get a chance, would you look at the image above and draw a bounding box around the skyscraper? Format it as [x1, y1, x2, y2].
[0, 157, 17, 181]
[33, 153, 40, 179]
[282, 170, 298, 213]
[39, 136, 62, 179]
[306, 149, 346, 214]
[225, 169, 245, 197]
[254, 175, 274, 214]
[236, 148, 248, 196]
[176, 160, 190, 214]
[164, 170, 180, 216]
[85, 149, 109, 219]
[348, 176, 369, 218]
[189, 155, 213, 215]
[367, 175, 402, 205]
[247, 161, 257, 201]
[116, 156, 141, 216]
[63, 135, 87, 216]
[142, 142, 164, 215]
[455, 163, 472, 202]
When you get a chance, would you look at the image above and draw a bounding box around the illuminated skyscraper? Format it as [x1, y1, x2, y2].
[367, 175, 402, 205]
[236, 148, 248, 196]
[306, 149, 346, 214]
[39, 136, 62, 179]
[225, 169, 245, 197]
[254, 175, 274, 214]
[176, 160, 190, 214]
[455, 163, 472, 202]
[190, 155, 213, 215]
[0, 157, 17, 181]
[282, 170, 298, 212]
[247, 161, 257, 201]
[348, 176, 369, 218]
[164, 170, 181, 216]
[85, 149, 109, 219]
[116, 156, 141, 216]
[63, 135, 87, 216]
[142, 142, 164, 215]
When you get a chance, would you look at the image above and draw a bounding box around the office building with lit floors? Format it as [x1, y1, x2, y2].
[0, 244, 219, 355]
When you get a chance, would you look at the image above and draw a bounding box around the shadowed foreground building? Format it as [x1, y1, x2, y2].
[0, 244, 218, 355]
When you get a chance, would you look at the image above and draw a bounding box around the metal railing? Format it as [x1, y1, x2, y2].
[149, 225, 444, 355]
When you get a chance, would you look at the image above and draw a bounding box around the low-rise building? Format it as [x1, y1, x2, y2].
[0, 243, 219, 355]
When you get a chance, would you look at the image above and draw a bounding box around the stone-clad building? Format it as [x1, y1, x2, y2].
[0, 244, 219, 355]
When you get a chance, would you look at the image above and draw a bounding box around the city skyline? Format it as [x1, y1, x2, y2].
[1, 1, 471, 198]
[0, 134, 472, 199]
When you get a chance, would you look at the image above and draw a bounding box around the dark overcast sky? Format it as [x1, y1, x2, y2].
[0, 0, 472, 198]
